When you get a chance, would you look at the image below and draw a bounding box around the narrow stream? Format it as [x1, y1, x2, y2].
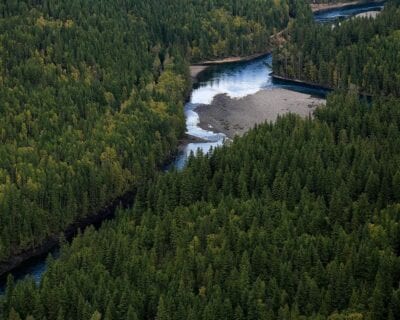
[0, 1, 386, 293]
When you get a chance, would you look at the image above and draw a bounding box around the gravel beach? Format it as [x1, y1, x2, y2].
[196, 88, 325, 138]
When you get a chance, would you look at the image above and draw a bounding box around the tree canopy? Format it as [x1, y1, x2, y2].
[1, 1, 400, 320]
[274, 0, 400, 96]
[3, 92, 400, 319]
[0, 0, 301, 263]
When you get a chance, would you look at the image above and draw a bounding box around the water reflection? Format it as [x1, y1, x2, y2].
[173, 55, 275, 169]
[172, 2, 386, 169]
[191, 56, 274, 105]
[314, 1, 385, 23]
[0, 0, 387, 292]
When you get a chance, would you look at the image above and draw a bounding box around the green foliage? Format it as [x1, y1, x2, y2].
[3, 93, 400, 319]
[273, 0, 400, 96]
[1, 1, 400, 320]
[0, 0, 300, 263]
[120, 0, 293, 62]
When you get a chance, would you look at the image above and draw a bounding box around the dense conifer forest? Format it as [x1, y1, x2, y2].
[0, 0, 296, 264]
[3, 92, 400, 319]
[273, 0, 400, 95]
[1, 0, 400, 319]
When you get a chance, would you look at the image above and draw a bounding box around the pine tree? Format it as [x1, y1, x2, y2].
[156, 296, 170, 320]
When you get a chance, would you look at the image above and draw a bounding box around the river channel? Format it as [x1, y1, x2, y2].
[0, 0, 386, 293]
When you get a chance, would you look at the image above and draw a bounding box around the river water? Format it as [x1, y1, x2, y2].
[0, 1, 386, 293]
[314, 1, 385, 23]
[174, 0, 385, 169]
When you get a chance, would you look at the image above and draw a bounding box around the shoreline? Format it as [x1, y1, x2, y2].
[0, 130, 209, 282]
[271, 74, 334, 91]
[196, 89, 325, 139]
[189, 0, 385, 79]
[0, 190, 135, 280]
[193, 50, 271, 66]
[271, 73, 374, 97]
[190, 51, 271, 80]
[190, 65, 209, 79]
[0, 44, 274, 285]
[311, 0, 385, 13]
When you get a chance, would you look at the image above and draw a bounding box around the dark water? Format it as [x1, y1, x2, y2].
[0, 249, 59, 292]
[0, 1, 386, 293]
[314, 1, 385, 23]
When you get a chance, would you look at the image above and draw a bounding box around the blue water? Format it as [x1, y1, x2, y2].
[314, 1, 385, 23]
[0, 1, 386, 293]
[0, 249, 59, 294]
[176, 55, 276, 168]
[173, 2, 386, 169]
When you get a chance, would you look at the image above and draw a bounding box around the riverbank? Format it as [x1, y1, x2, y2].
[190, 66, 209, 79]
[196, 89, 325, 139]
[271, 73, 375, 98]
[189, 0, 386, 79]
[0, 190, 135, 279]
[193, 51, 271, 66]
[272, 74, 333, 91]
[190, 51, 271, 79]
[311, 0, 384, 13]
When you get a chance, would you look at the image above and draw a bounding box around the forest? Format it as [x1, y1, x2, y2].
[1, 0, 400, 319]
[0, 0, 296, 265]
[273, 0, 400, 96]
[3, 91, 400, 319]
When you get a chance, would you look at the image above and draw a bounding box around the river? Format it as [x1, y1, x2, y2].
[0, 1, 386, 293]
[174, 0, 385, 169]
